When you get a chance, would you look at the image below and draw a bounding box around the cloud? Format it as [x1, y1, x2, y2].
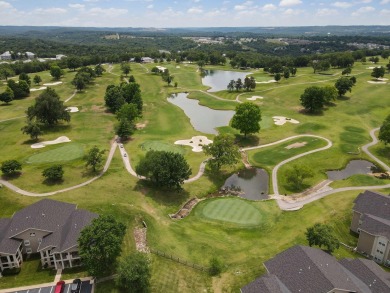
[147, 4, 153, 9]
[187, 7, 203, 14]
[331, 2, 353, 8]
[352, 6, 375, 16]
[279, 0, 302, 7]
[32, 8, 67, 14]
[316, 8, 338, 16]
[359, 0, 372, 3]
[380, 9, 390, 14]
[69, 4, 85, 9]
[380, 0, 390, 4]
[0, 1, 12, 9]
[283, 8, 302, 15]
[234, 1, 254, 11]
[262, 4, 277, 11]
[87, 7, 128, 17]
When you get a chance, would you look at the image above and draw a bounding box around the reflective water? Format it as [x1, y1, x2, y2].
[222, 168, 269, 200]
[202, 70, 251, 92]
[167, 93, 234, 134]
[326, 160, 374, 180]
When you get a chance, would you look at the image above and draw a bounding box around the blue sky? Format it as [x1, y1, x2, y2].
[0, 0, 389, 27]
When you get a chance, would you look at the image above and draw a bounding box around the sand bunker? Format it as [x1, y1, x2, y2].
[30, 86, 47, 92]
[273, 116, 300, 126]
[31, 136, 71, 149]
[247, 96, 264, 101]
[136, 121, 148, 129]
[176, 66, 180, 69]
[66, 107, 79, 113]
[43, 81, 63, 86]
[378, 78, 389, 81]
[285, 142, 307, 149]
[367, 66, 381, 69]
[256, 80, 277, 84]
[175, 136, 212, 152]
[156, 66, 166, 72]
[367, 81, 387, 84]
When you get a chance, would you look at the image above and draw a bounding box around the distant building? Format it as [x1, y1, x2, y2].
[350, 190, 390, 266]
[56, 54, 67, 60]
[25, 52, 35, 59]
[242, 245, 390, 293]
[0, 51, 12, 60]
[0, 199, 97, 272]
[141, 57, 153, 63]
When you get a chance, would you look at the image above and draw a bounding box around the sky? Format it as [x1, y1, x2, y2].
[0, 0, 389, 28]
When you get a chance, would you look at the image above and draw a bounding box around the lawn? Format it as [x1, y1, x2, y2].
[26, 143, 84, 164]
[1, 58, 390, 292]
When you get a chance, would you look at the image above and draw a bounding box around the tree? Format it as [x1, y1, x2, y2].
[290, 67, 297, 76]
[33, 75, 42, 85]
[7, 80, 29, 99]
[0, 65, 14, 80]
[121, 82, 143, 113]
[136, 150, 192, 190]
[371, 66, 385, 80]
[78, 215, 126, 276]
[322, 85, 338, 104]
[227, 80, 235, 92]
[231, 102, 261, 137]
[116, 103, 139, 123]
[1, 160, 22, 176]
[208, 257, 223, 277]
[21, 120, 42, 140]
[116, 119, 134, 139]
[387, 62, 390, 73]
[121, 63, 131, 76]
[42, 165, 64, 181]
[203, 134, 240, 171]
[283, 69, 290, 79]
[117, 253, 151, 293]
[334, 77, 354, 97]
[162, 69, 174, 86]
[19, 73, 31, 86]
[285, 165, 313, 191]
[197, 60, 205, 69]
[67, 56, 81, 71]
[341, 67, 352, 76]
[104, 86, 125, 113]
[0, 86, 14, 104]
[234, 78, 243, 91]
[250, 76, 256, 91]
[94, 64, 105, 76]
[50, 65, 63, 80]
[27, 88, 70, 125]
[274, 73, 281, 82]
[305, 223, 340, 253]
[85, 146, 106, 172]
[128, 75, 136, 83]
[378, 115, 390, 145]
[71, 75, 86, 91]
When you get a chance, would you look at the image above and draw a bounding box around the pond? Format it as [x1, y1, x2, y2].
[202, 70, 251, 92]
[326, 160, 375, 181]
[222, 168, 269, 200]
[167, 93, 235, 134]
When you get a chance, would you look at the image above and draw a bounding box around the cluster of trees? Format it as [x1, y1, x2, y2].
[371, 66, 386, 80]
[300, 76, 356, 113]
[379, 114, 390, 145]
[0, 73, 32, 104]
[231, 102, 262, 137]
[285, 165, 313, 192]
[227, 76, 256, 92]
[1, 160, 22, 177]
[72, 65, 105, 91]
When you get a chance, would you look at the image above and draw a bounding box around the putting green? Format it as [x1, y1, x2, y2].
[197, 198, 262, 226]
[139, 140, 185, 154]
[26, 143, 84, 164]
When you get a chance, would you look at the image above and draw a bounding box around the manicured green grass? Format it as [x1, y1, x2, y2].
[26, 143, 84, 164]
[139, 140, 186, 154]
[196, 197, 263, 226]
[329, 174, 390, 188]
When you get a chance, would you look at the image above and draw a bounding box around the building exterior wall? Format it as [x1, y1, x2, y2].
[12, 229, 51, 254]
[357, 230, 375, 257]
[350, 211, 361, 233]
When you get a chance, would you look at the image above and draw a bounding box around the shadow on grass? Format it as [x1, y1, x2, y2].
[282, 183, 311, 194]
[235, 134, 260, 147]
[1, 172, 22, 181]
[22, 138, 40, 145]
[298, 109, 325, 116]
[0, 103, 12, 106]
[133, 180, 190, 207]
[40, 124, 72, 134]
[42, 178, 64, 186]
[337, 95, 351, 101]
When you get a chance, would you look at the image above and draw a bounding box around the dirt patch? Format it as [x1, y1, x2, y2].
[134, 227, 149, 253]
[285, 142, 307, 149]
[89, 105, 105, 112]
[170, 198, 199, 219]
[136, 121, 148, 129]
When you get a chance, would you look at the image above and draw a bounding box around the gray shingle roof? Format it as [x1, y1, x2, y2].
[241, 273, 288, 293]
[353, 190, 390, 221]
[0, 199, 97, 255]
[263, 245, 360, 293]
[360, 214, 390, 239]
[339, 258, 390, 292]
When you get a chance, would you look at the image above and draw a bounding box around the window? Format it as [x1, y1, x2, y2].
[26, 248, 32, 254]
[30, 232, 36, 237]
[24, 240, 30, 246]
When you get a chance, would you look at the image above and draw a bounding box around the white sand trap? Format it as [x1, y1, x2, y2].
[43, 81, 63, 86]
[156, 66, 166, 71]
[256, 80, 277, 84]
[174, 136, 213, 152]
[247, 96, 264, 101]
[378, 78, 389, 81]
[285, 142, 307, 149]
[66, 107, 79, 113]
[367, 66, 380, 69]
[31, 136, 71, 149]
[30, 86, 47, 92]
[176, 66, 180, 69]
[367, 81, 387, 84]
[273, 116, 300, 126]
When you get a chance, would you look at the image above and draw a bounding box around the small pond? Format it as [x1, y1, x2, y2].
[167, 93, 235, 134]
[222, 168, 269, 200]
[202, 70, 251, 92]
[326, 160, 375, 181]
